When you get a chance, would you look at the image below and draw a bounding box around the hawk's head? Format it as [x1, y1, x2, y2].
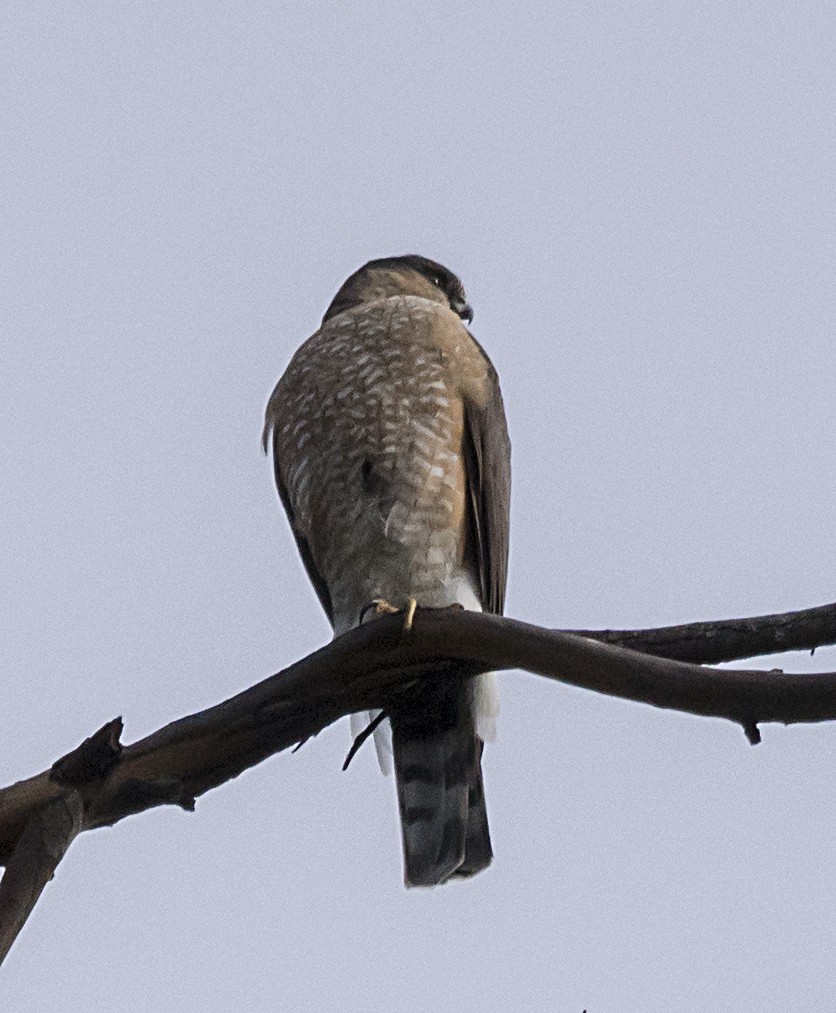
[322, 255, 473, 326]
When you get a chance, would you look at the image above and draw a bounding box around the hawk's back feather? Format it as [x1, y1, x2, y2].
[264, 264, 510, 885]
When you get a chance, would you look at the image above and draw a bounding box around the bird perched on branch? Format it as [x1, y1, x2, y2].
[263, 255, 511, 885]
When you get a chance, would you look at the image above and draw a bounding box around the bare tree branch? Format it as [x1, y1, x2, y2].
[574, 600, 836, 663]
[2, 599, 836, 964]
[0, 791, 83, 964]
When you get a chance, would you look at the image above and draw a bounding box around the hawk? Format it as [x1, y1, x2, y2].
[262, 255, 511, 886]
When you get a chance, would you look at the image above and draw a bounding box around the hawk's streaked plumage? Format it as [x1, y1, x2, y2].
[263, 255, 511, 885]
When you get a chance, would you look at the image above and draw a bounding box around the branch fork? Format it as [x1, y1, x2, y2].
[2, 600, 836, 965]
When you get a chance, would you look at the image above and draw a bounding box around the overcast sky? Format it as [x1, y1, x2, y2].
[2, 3, 835, 1010]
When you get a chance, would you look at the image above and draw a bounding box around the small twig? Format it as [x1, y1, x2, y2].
[573, 601, 836, 665]
[343, 711, 388, 771]
[742, 722, 762, 745]
[51, 717, 123, 785]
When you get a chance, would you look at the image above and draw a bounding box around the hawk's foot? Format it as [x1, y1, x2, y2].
[358, 597, 419, 633]
[358, 597, 400, 625]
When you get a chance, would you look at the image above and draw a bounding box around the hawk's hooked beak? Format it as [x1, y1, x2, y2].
[452, 298, 474, 324]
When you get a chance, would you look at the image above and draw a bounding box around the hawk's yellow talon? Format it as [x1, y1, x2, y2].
[403, 597, 418, 633]
[373, 598, 400, 617]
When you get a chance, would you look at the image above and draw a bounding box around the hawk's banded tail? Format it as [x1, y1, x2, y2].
[390, 677, 492, 887]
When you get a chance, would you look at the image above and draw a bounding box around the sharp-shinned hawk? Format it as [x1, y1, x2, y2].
[262, 255, 511, 885]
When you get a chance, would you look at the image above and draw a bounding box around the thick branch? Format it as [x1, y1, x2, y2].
[1, 599, 836, 961]
[2, 602, 836, 859]
[0, 791, 83, 964]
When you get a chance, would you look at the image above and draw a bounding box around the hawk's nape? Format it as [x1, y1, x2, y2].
[263, 255, 511, 885]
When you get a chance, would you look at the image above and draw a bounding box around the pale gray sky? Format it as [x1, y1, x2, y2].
[2, 3, 835, 1010]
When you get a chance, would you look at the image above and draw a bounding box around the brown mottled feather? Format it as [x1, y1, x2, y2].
[271, 462, 335, 626]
